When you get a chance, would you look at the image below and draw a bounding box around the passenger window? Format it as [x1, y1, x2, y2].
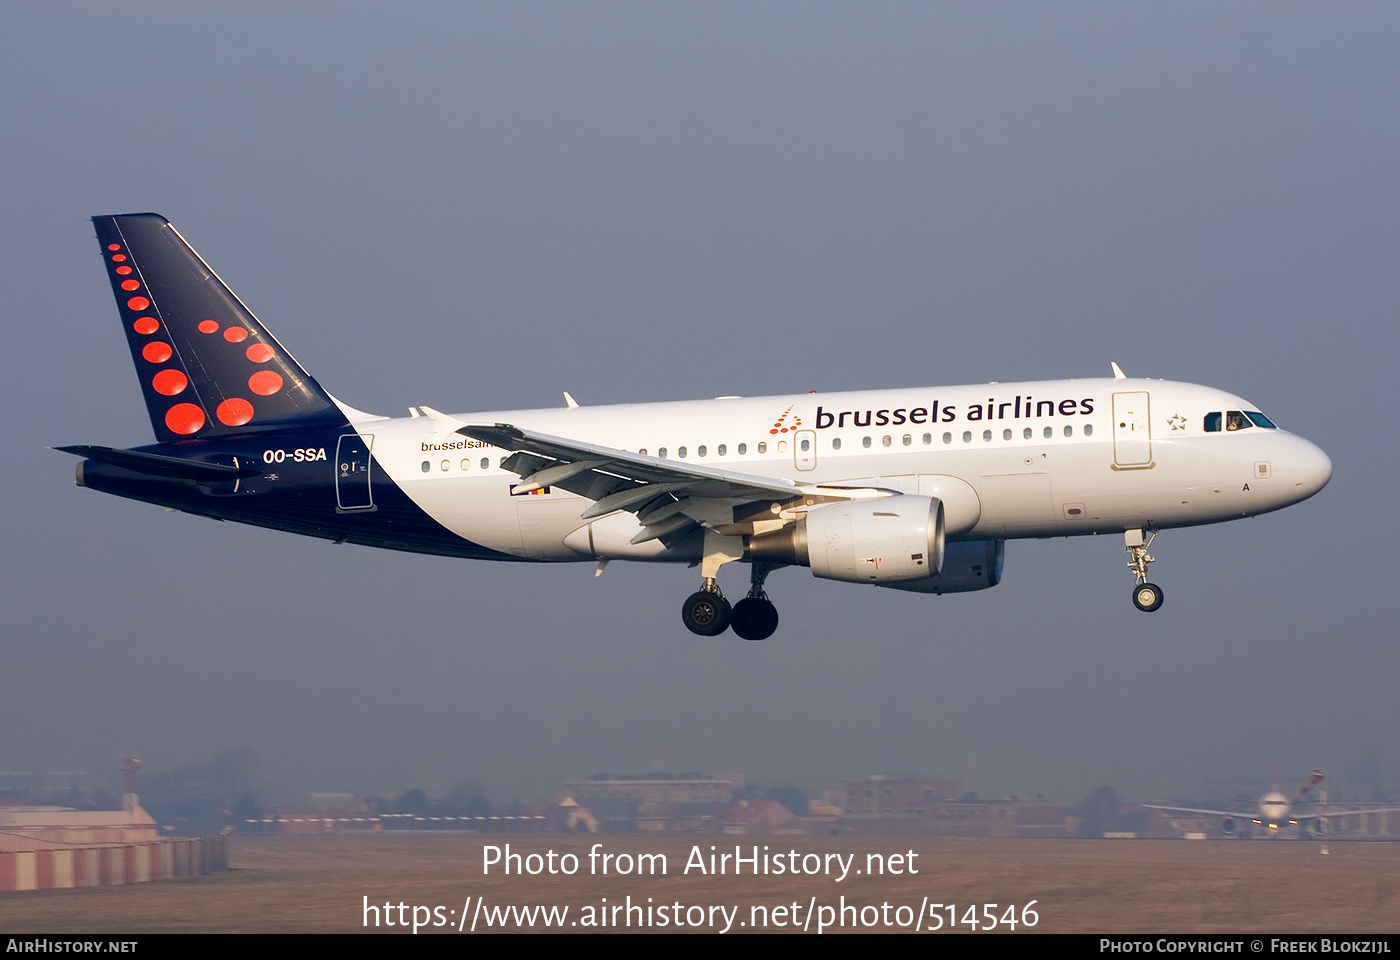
[737, 443, 747, 455]
[480, 458, 489, 469]
[963, 431, 972, 443]
[1204, 412, 1221, 432]
[658, 448, 667, 458]
[982, 430, 992, 442]
[1084, 424, 1093, 436]
[800, 438, 810, 452]
[903, 434, 912, 446]
[1003, 429, 1012, 441]
[1043, 427, 1052, 439]
[882, 435, 891, 447]
[923, 433, 932, 445]
[863, 436, 872, 448]
[638, 449, 647, 457]
[441, 460, 450, 471]
[678, 446, 688, 458]
[1225, 410, 1253, 431]
[1064, 425, 1073, 437]
[717, 444, 726, 456]
[757, 442, 767, 454]
[421, 461, 430, 473]
[1023, 427, 1032, 439]
[832, 438, 842, 450]
[461, 459, 470, 470]
[697, 445, 706, 457]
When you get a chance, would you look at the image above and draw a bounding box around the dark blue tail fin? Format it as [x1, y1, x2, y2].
[93, 213, 346, 442]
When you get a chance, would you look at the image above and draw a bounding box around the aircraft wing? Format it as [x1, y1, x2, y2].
[1293, 805, 1400, 820]
[1141, 805, 1240, 819]
[454, 421, 881, 543]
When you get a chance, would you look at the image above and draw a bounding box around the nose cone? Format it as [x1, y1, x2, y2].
[1289, 435, 1332, 501]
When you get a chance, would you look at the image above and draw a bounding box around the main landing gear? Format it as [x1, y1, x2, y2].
[732, 562, 779, 642]
[1125, 528, 1164, 613]
[681, 532, 781, 640]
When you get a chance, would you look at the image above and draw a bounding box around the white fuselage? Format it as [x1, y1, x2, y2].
[347, 377, 1332, 561]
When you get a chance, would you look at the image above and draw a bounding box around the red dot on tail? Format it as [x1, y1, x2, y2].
[770, 429, 779, 434]
[151, 369, 188, 396]
[126, 296, 150, 311]
[107, 244, 121, 251]
[116, 265, 133, 275]
[245, 343, 274, 363]
[216, 398, 254, 426]
[120, 279, 140, 291]
[223, 327, 248, 343]
[198, 320, 219, 334]
[248, 370, 284, 395]
[165, 403, 205, 435]
[141, 341, 172, 364]
[111, 254, 126, 262]
[133, 317, 159, 335]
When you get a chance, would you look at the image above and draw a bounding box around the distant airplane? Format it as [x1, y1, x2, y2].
[1145, 772, 1400, 838]
[59, 214, 1332, 640]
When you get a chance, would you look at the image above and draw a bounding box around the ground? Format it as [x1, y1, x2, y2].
[3, 835, 1397, 933]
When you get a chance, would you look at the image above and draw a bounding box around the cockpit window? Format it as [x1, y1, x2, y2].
[1245, 411, 1277, 429]
[1204, 412, 1221, 432]
[1225, 410, 1253, 431]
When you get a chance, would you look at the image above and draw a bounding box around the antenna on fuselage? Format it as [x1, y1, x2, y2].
[1111, 362, 1127, 380]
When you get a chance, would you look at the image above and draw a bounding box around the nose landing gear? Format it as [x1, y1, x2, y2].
[1125, 528, 1164, 612]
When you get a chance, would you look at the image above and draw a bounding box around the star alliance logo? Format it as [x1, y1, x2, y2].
[1167, 414, 1187, 431]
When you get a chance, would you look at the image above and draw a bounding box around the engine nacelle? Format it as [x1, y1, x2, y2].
[1220, 817, 1238, 836]
[749, 495, 945, 584]
[879, 539, 1005, 594]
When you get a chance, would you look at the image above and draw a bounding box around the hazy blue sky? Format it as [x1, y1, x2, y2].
[3, 2, 1397, 806]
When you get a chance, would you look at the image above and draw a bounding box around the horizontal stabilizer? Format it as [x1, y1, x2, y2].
[54, 445, 263, 481]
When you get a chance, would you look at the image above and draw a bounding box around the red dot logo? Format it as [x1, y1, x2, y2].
[216, 398, 254, 426]
[198, 320, 219, 334]
[107, 244, 121, 251]
[245, 343, 274, 363]
[111, 254, 126, 262]
[133, 317, 159, 335]
[126, 296, 150, 311]
[152, 369, 188, 396]
[165, 403, 205, 435]
[248, 370, 284, 396]
[142, 341, 173, 364]
[116, 265, 133, 275]
[120, 279, 140, 292]
[223, 327, 248, 343]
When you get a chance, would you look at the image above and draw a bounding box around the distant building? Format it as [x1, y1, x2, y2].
[564, 774, 742, 806]
[844, 777, 964, 818]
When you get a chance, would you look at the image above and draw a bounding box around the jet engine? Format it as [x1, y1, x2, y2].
[749, 495, 944, 585]
[1220, 817, 1238, 836]
[879, 539, 1005, 594]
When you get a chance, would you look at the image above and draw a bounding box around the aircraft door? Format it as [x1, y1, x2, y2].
[1111, 392, 1152, 467]
[794, 430, 817, 471]
[335, 434, 376, 512]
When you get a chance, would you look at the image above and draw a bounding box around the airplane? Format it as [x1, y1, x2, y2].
[58, 213, 1333, 641]
[1145, 772, 1400, 839]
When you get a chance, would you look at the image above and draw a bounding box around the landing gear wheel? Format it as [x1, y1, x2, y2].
[1132, 582, 1164, 613]
[731, 597, 779, 641]
[682, 591, 732, 636]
